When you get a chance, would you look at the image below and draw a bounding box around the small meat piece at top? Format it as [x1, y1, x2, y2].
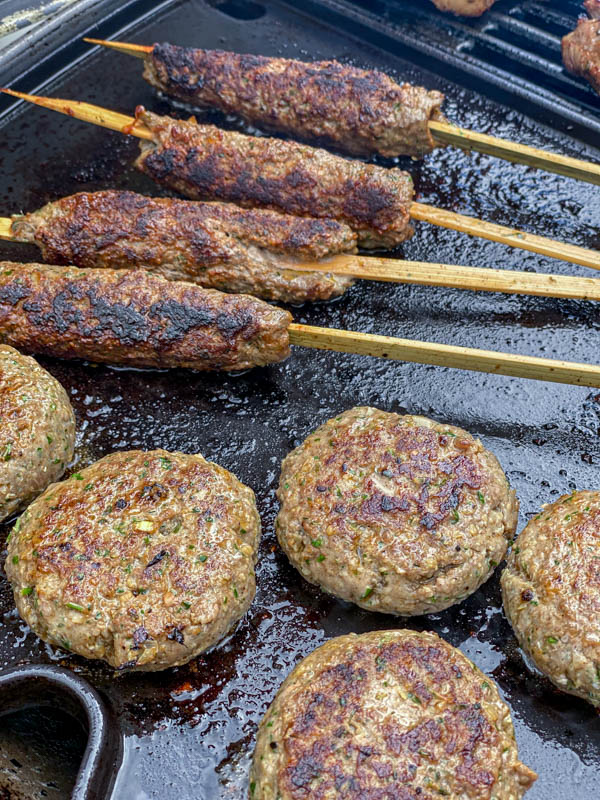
[276, 406, 518, 616]
[250, 630, 537, 799]
[430, 0, 496, 15]
[0, 345, 75, 522]
[143, 43, 446, 158]
[11, 190, 357, 304]
[0, 262, 291, 372]
[562, 3, 600, 94]
[134, 109, 415, 249]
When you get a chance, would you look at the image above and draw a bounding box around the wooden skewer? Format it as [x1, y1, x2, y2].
[409, 204, 600, 271]
[3, 213, 600, 301]
[3, 88, 600, 272]
[288, 323, 600, 387]
[83, 38, 600, 187]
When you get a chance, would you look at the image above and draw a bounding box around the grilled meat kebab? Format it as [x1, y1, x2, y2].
[143, 43, 445, 158]
[0, 263, 291, 371]
[12, 191, 358, 303]
[133, 109, 415, 249]
[430, 0, 496, 15]
[562, 0, 600, 94]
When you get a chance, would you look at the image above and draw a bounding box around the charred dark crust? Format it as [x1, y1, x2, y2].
[143, 43, 445, 158]
[0, 262, 291, 371]
[13, 190, 356, 265]
[256, 632, 531, 798]
[134, 110, 414, 248]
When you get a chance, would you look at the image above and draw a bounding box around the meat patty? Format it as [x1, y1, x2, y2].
[276, 407, 517, 616]
[5, 449, 260, 671]
[430, 0, 496, 15]
[0, 262, 292, 372]
[143, 44, 446, 158]
[249, 629, 536, 799]
[501, 490, 600, 706]
[562, 4, 600, 94]
[12, 191, 357, 304]
[134, 109, 415, 249]
[0, 345, 75, 522]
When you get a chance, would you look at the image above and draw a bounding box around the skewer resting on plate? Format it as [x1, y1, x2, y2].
[2, 192, 600, 304]
[3, 89, 600, 271]
[83, 38, 600, 186]
[1, 261, 600, 387]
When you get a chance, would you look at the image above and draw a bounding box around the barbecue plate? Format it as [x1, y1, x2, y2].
[0, 0, 599, 797]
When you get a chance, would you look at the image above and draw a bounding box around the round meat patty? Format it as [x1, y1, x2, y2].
[5, 449, 260, 671]
[276, 407, 518, 616]
[0, 345, 75, 522]
[501, 490, 600, 706]
[250, 629, 536, 799]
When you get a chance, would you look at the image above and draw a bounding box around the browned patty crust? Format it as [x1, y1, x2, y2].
[0, 345, 75, 522]
[0, 262, 291, 371]
[143, 44, 446, 158]
[276, 407, 518, 616]
[250, 630, 537, 799]
[134, 109, 415, 249]
[562, 4, 600, 94]
[501, 490, 600, 706]
[430, 0, 496, 16]
[11, 191, 357, 304]
[5, 449, 261, 671]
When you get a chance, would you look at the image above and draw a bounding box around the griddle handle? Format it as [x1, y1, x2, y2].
[0, 664, 122, 800]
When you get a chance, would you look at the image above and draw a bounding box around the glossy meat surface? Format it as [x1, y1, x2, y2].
[144, 43, 445, 158]
[6, 449, 260, 670]
[134, 110, 415, 249]
[251, 630, 536, 799]
[12, 191, 357, 304]
[0, 263, 292, 371]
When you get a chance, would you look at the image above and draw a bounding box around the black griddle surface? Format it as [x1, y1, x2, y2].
[0, 1, 599, 797]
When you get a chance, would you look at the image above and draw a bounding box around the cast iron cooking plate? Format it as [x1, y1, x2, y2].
[0, 0, 600, 797]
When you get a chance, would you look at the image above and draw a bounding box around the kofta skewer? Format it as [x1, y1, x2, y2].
[4, 91, 600, 270]
[84, 38, 600, 185]
[4, 190, 600, 303]
[2, 262, 600, 387]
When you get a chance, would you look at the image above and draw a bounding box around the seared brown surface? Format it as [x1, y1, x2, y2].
[0, 262, 291, 371]
[276, 407, 518, 616]
[143, 44, 445, 158]
[5, 449, 261, 670]
[0, 345, 75, 522]
[12, 191, 356, 303]
[585, 0, 600, 19]
[430, 0, 496, 15]
[562, 4, 600, 94]
[134, 110, 415, 249]
[501, 490, 600, 707]
[250, 630, 537, 799]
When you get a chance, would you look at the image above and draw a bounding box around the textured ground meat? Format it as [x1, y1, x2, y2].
[276, 407, 518, 616]
[250, 630, 536, 799]
[562, 2, 600, 94]
[0, 345, 75, 522]
[12, 191, 357, 304]
[134, 109, 415, 249]
[143, 43, 446, 158]
[0, 262, 292, 371]
[501, 490, 600, 707]
[430, 0, 496, 15]
[5, 449, 260, 671]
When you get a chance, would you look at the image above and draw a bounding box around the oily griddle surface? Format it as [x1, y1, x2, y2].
[0, 0, 600, 797]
